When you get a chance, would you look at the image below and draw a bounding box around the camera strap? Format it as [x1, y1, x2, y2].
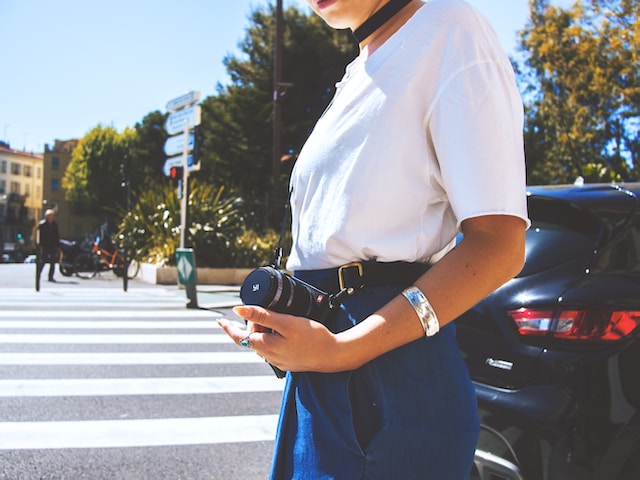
[272, 188, 292, 269]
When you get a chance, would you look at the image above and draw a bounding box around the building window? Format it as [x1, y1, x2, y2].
[52, 157, 60, 170]
[1, 160, 6, 173]
[37, 167, 42, 179]
[10, 182, 20, 194]
[36, 185, 41, 198]
[51, 179, 60, 192]
[11, 163, 21, 175]
[24, 165, 32, 177]
[0, 179, 5, 193]
[25, 184, 31, 197]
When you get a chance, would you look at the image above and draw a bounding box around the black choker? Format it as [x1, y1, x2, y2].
[352, 0, 412, 43]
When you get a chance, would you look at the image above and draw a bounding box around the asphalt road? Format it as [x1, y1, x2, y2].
[0, 264, 283, 480]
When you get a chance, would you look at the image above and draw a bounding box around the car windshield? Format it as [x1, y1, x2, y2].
[520, 196, 602, 276]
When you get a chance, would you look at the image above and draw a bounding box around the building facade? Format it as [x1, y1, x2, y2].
[42, 139, 100, 242]
[0, 142, 44, 260]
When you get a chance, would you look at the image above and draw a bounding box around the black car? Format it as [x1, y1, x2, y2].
[457, 183, 640, 480]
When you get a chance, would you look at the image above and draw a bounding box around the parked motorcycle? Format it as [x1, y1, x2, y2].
[58, 238, 91, 276]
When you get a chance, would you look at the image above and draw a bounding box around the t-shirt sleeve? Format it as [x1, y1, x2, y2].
[428, 60, 530, 229]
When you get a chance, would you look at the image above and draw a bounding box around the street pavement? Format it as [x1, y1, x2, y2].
[0, 264, 284, 480]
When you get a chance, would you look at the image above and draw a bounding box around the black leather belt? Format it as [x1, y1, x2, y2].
[297, 261, 431, 294]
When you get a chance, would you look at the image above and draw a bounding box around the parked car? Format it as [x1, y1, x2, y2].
[458, 183, 640, 480]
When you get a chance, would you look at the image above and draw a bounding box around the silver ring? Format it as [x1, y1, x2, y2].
[239, 333, 254, 349]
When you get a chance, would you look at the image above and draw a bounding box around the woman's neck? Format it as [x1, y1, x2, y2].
[356, 0, 423, 54]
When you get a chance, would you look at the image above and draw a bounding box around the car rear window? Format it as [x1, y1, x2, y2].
[520, 196, 602, 276]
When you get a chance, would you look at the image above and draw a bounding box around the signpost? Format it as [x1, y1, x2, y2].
[176, 248, 198, 308]
[162, 154, 198, 177]
[163, 91, 201, 251]
[166, 90, 200, 112]
[164, 132, 194, 157]
[163, 91, 202, 308]
[164, 105, 201, 136]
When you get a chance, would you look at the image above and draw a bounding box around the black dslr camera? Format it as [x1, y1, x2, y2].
[240, 265, 340, 378]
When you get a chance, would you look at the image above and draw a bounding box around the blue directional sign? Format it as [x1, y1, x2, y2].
[164, 132, 194, 157]
[164, 105, 201, 135]
[166, 91, 200, 112]
[162, 155, 199, 176]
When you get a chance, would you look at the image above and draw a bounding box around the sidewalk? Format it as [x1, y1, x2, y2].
[0, 263, 242, 310]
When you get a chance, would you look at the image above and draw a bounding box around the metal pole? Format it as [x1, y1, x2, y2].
[272, 0, 283, 228]
[121, 155, 130, 292]
[35, 252, 40, 292]
[180, 119, 190, 249]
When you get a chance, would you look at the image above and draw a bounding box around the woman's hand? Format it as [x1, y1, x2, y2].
[217, 305, 342, 373]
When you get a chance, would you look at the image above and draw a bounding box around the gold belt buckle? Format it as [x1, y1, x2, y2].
[338, 262, 364, 291]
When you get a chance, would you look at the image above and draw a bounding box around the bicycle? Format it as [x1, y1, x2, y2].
[74, 241, 140, 280]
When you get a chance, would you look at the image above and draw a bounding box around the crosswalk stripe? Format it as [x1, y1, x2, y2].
[0, 301, 196, 308]
[0, 320, 220, 329]
[0, 310, 221, 318]
[0, 415, 280, 450]
[0, 352, 265, 365]
[0, 376, 284, 396]
[0, 333, 232, 343]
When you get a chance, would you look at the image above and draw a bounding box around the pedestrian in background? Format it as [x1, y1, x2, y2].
[219, 0, 529, 478]
[37, 209, 60, 282]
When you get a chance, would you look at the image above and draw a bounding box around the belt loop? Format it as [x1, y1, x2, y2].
[338, 262, 364, 291]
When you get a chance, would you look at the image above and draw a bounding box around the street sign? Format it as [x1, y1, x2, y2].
[176, 248, 198, 308]
[166, 91, 200, 112]
[164, 105, 201, 135]
[162, 155, 199, 176]
[164, 132, 194, 156]
[164, 91, 202, 252]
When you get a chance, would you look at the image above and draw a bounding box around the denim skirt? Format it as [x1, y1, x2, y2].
[269, 270, 479, 480]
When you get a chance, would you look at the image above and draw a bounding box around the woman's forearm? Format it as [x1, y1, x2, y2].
[333, 215, 526, 371]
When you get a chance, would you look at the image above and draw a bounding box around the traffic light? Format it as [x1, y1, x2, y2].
[170, 166, 183, 198]
[170, 166, 183, 183]
[119, 162, 127, 188]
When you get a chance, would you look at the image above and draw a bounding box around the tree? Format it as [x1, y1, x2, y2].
[197, 5, 357, 229]
[62, 124, 134, 216]
[62, 112, 169, 218]
[518, 0, 639, 184]
[128, 110, 168, 190]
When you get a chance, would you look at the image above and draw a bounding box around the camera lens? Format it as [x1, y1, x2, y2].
[240, 267, 281, 309]
[240, 266, 332, 323]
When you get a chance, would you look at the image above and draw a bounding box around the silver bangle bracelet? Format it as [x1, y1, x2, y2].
[401, 286, 440, 337]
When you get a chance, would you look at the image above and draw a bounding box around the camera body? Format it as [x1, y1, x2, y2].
[240, 266, 335, 326]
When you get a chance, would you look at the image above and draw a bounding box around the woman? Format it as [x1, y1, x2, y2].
[219, 0, 529, 478]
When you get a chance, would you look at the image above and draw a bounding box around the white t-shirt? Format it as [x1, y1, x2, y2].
[287, 0, 529, 271]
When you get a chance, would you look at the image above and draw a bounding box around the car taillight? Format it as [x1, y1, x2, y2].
[508, 308, 640, 341]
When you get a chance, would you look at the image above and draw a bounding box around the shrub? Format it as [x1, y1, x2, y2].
[117, 180, 282, 268]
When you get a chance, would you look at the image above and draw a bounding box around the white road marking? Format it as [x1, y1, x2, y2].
[0, 333, 231, 343]
[0, 320, 221, 329]
[0, 376, 284, 396]
[0, 352, 264, 365]
[0, 415, 279, 450]
[0, 310, 221, 318]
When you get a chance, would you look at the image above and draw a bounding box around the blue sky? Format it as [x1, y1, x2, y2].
[1, 0, 571, 154]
